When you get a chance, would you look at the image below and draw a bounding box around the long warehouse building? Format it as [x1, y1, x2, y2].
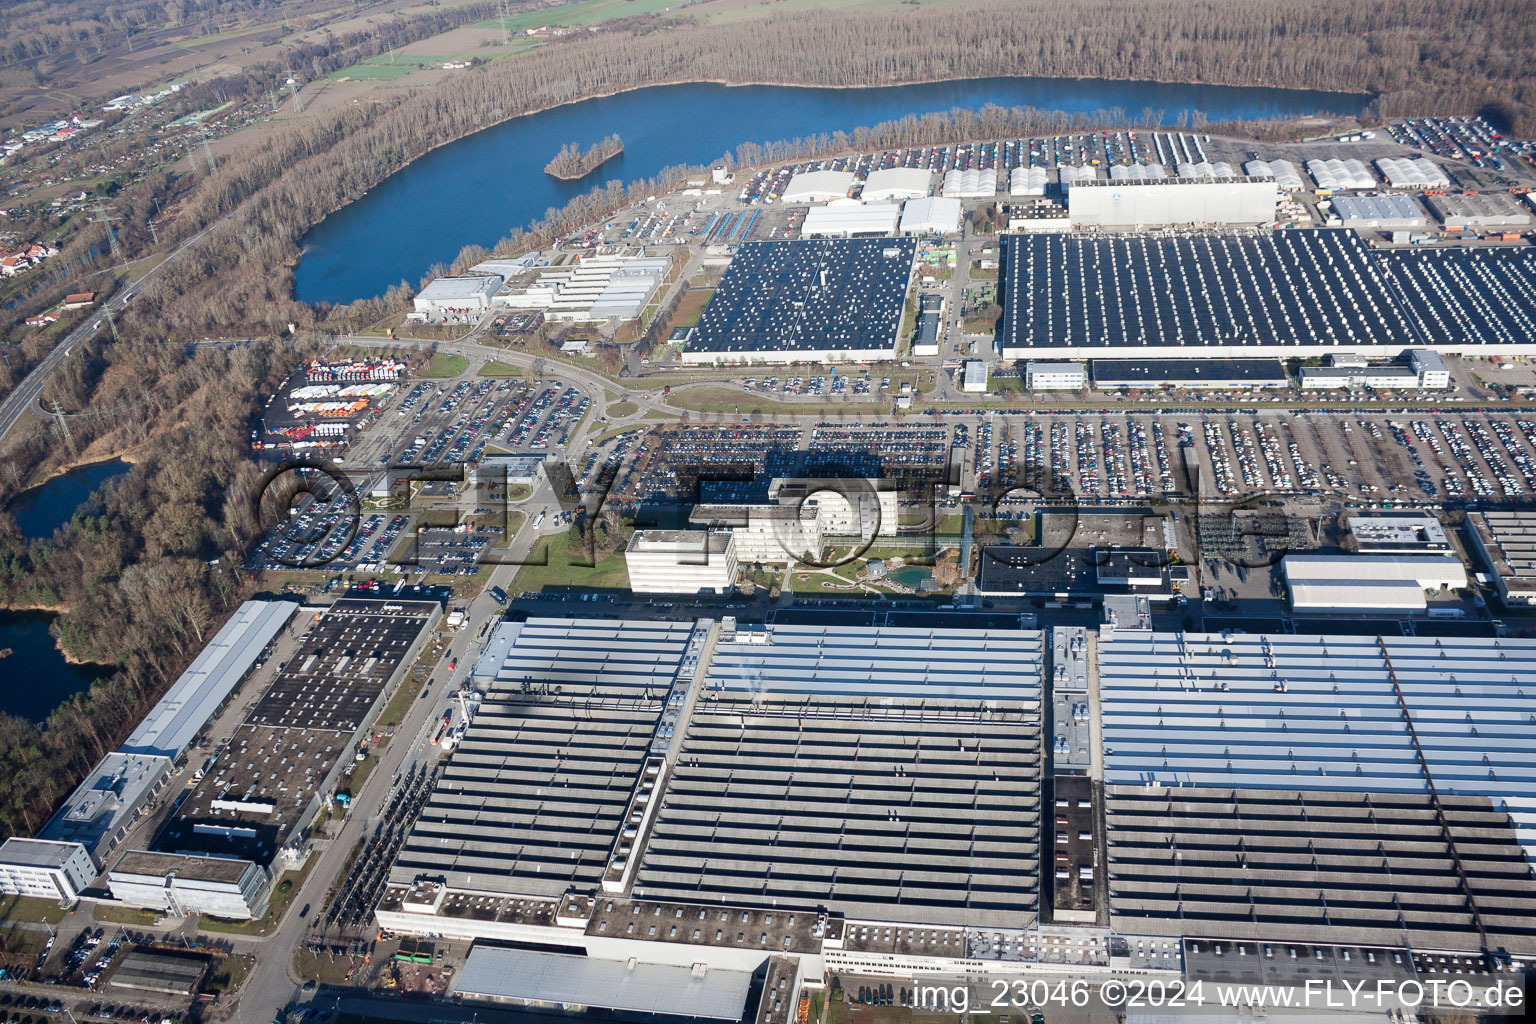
[1000, 230, 1536, 358]
[1098, 630, 1536, 955]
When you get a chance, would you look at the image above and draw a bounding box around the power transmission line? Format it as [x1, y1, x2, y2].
[90, 202, 123, 260]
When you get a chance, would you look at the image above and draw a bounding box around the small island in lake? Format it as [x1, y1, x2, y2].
[544, 134, 623, 179]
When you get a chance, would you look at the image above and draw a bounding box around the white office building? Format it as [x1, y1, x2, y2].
[106, 850, 269, 920]
[625, 531, 739, 595]
[0, 838, 96, 901]
[1025, 362, 1086, 391]
[1410, 348, 1451, 388]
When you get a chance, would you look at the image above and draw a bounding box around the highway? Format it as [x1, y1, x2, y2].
[0, 220, 224, 444]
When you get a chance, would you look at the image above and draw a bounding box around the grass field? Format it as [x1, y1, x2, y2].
[479, 359, 525, 377]
[607, 400, 639, 417]
[666, 386, 885, 418]
[512, 534, 630, 592]
[0, 894, 68, 927]
[420, 352, 469, 378]
[476, 0, 682, 34]
[329, 54, 446, 80]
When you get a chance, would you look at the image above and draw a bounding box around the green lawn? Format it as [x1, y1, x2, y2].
[0, 894, 68, 927]
[420, 352, 469, 378]
[607, 400, 639, 418]
[512, 534, 630, 592]
[91, 904, 161, 926]
[479, 359, 524, 377]
[476, 0, 683, 33]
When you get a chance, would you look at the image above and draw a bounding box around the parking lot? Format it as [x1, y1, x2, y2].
[591, 409, 1536, 513]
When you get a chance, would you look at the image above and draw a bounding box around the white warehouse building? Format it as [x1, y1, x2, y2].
[861, 167, 933, 201]
[625, 531, 739, 594]
[1283, 553, 1468, 612]
[1068, 177, 1277, 228]
[413, 275, 502, 314]
[899, 196, 962, 235]
[800, 200, 900, 238]
[1009, 167, 1048, 196]
[781, 170, 855, 203]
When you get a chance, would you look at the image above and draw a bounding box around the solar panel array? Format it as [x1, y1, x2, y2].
[633, 625, 1044, 925]
[1002, 230, 1419, 352]
[1002, 230, 1536, 353]
[688, 238, 915, 358]
[1384, 246, 1536, 346]
[1097, 631, 1536, 953]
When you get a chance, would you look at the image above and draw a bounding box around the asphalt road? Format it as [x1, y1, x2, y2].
[0, 220, 225, 445]
[237, 473, 562, 1024]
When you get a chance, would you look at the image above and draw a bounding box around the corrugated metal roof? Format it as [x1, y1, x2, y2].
[119, 600, 300, 759]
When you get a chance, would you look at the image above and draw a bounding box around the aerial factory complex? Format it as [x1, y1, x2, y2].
[6, 48, 1536, 1023]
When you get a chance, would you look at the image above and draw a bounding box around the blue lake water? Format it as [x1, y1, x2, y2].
[0, 610, 110, 721]
[8, 459, 130, 542]
[294, 77, 1369, 304]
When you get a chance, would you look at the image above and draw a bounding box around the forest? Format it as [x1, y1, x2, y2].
[545, 134, 625, 179]
[0, 333, 307, 838]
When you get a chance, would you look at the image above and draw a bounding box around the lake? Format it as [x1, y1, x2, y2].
[0, 610, 111, 722]
[294, 77, 1369, 304]
[7, 459, 130, 542]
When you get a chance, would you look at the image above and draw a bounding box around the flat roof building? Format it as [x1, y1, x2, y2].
[119, 599, 299, 760]
[683, 238, 916, 365]
[1426, 191, 1535, 230]
[1375, 156, 1451, 189]
[1466, 510, 1536, 606]
[150, 600, 438, 872]
[37, 752, 173, 866]
[1347, 511, 1452, 554]
[1002, 231, 1536, 358]
[625, 530, 738, 594]
[898, 196, 962, 236]
[961, 359, 988, 393]
[781, 170, 855, 203]
[1098, 630, 1536, 953]
[1025, 361, 1086, 391]
[106, 850, 269, 920]
[799, 200, 900, 238]
[1067, 177, 1277, 228]
[1330, 193, 1429, 230]
[861, 167, 933, 201]
[108, 950, 210, 996]
[1283, 553, 1466, 611]
[1089, 358, 1289, 390]
[453, 945, 755, 1020]
[413, 275, 501, 314]
[0, 838, 96, 901]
